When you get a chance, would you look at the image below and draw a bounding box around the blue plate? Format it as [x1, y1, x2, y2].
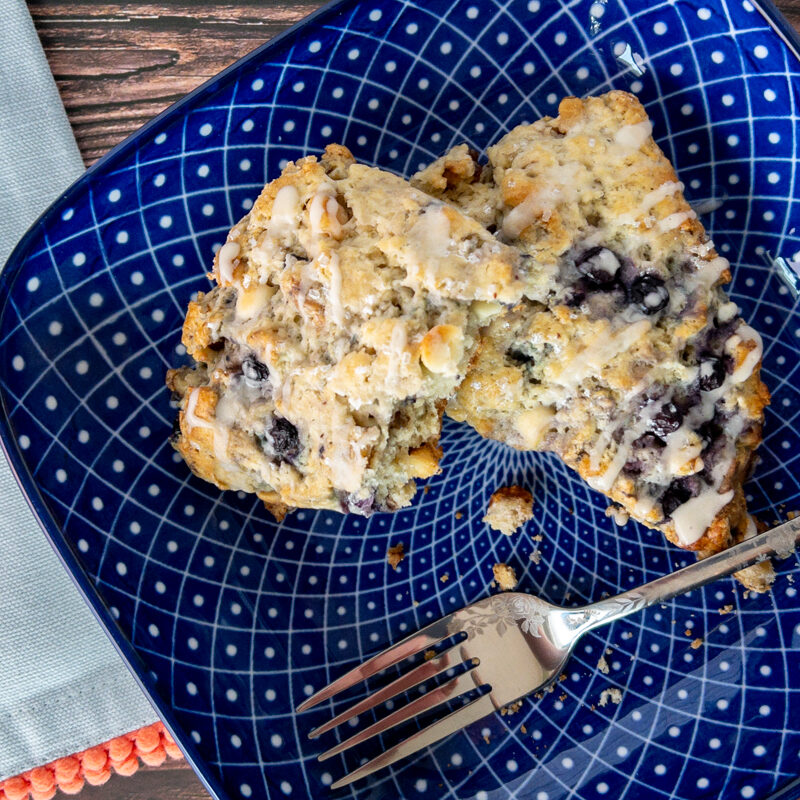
[1, 1, 799, 798]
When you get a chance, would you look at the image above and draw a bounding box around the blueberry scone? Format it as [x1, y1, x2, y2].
[413, 92, 771, 588]
[167, 145, 524, 518]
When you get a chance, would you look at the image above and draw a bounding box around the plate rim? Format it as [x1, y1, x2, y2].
[0, 1, 799, 799]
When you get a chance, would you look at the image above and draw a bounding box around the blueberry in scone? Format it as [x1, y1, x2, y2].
[413, 91, 771, 590]
[167, 144, 524, 518]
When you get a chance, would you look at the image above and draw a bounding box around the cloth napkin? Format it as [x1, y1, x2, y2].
[0, 0, 156, 780]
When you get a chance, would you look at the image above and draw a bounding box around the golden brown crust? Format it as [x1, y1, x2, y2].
[415, 92, 770, 584]
[168, 144, 523, 517]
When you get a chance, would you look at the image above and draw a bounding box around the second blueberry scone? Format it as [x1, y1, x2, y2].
[167, 145, 524, 518]
[413, 92, 771, 589]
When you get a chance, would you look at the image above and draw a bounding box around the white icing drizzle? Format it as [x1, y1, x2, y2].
[590, 393, 662, 492]
[727, 324, 763, 384]
[386, 321, 407, 388]
[553, 319, 651, 393]
[306, 184, 341, 260]
[217, 242, 240, 285]
[325, 252, 343, 326]
[308, 192, 328, 240]
[717, 301, 739, 323]
[662, 426, 703, 474]
[504, 192, 542, 237]
[670, 490, 734, 546]
[658, 209, 697, 232]
[326, 197, 343, 237]
[613, 120, 653, 152]
[620, 181, 683, 226]
[694, 256, 729, 289]
[632, 493, 658, 519]
[591, 430, 636, 492]
[503, 163, 582, 233]
[408, 205, 453, 265]
[184, 387, 229, 461]
[269, 185, 301, 236]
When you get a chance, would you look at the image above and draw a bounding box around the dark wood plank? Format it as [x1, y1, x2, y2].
[77, 760, 210, 800]
[22, 2, 800, 797]
[28, 1, 325, 163]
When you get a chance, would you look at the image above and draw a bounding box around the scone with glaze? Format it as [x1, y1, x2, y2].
[167, 144, 524, 518]
[413, 92, 771, 589]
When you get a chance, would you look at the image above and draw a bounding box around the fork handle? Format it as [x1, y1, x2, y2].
[576, 517, 800, 633]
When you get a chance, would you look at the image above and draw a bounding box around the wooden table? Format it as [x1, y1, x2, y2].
[25, 0, 800, 797]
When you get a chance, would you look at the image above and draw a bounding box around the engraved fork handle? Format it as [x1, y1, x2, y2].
[571, 518, 800, 636]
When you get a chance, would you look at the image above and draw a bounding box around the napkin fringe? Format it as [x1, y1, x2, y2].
[0, 723, 183, 800]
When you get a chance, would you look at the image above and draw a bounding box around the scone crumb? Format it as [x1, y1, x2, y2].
[455, 511, 463, 520]
[483, 486, 534, 535]
[788, 573, 795, 584]
[387, 543, 405, 570]
[440, 573, 449, 583]
[684, 628, 692, 637]
[492, 562, 518, 590]
[520, 724, 527, 734]
[501, 700, 523, 716]
[605, 504, 630, 526]
[529, 549, 542, 565]
[483, 733, 491, 744]
[719, 604, 735, 615]
[597, 656, 610, 674]
[599, 687, 623, 707]
[412, 600, 419, 607]
[532, 533, 543, 542]
[423, 649, 437, 661]
[690, 637, 704, 650]
[787, 510, 799, 520]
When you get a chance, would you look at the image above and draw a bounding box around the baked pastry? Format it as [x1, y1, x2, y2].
[483, 486, 534, 535]
[167, 145, 523, 517]
[413, 92, 772, 589]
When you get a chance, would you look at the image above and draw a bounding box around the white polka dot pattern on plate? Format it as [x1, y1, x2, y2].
[0, 2, 798, 800]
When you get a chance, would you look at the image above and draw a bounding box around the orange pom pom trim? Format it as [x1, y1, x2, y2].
[0, 723, 183, 799]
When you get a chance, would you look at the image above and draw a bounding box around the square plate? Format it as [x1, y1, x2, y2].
[1, 1, 799, 798]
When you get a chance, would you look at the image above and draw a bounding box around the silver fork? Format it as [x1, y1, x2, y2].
[297, 518, 799, 789]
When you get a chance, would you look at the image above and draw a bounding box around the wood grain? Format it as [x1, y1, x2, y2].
[77, 760, 209, 800]
[23, 1, 800, 798]
[28, 1, 325, 163]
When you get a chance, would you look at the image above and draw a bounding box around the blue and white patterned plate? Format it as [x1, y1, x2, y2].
[1, 1, 799, 798]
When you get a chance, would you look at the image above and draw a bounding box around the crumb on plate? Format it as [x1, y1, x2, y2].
[492, 562, 518, 590]
[599, 687, 623, 707]
[501, 700, 523, 716]
[483, 486, 534, 535]
[387, 542, 405, 570]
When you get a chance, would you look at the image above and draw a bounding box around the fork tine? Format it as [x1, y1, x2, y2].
[296, 616, 453, 713]
[317, 666, 482, 762]
[329, 692, 496, 790]
[308, 645, 462, 739]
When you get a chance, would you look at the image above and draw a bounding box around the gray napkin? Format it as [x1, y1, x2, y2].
[0, 0, 156, 780]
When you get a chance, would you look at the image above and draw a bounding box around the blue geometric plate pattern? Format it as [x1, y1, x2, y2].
[1, 1, 799, 799]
